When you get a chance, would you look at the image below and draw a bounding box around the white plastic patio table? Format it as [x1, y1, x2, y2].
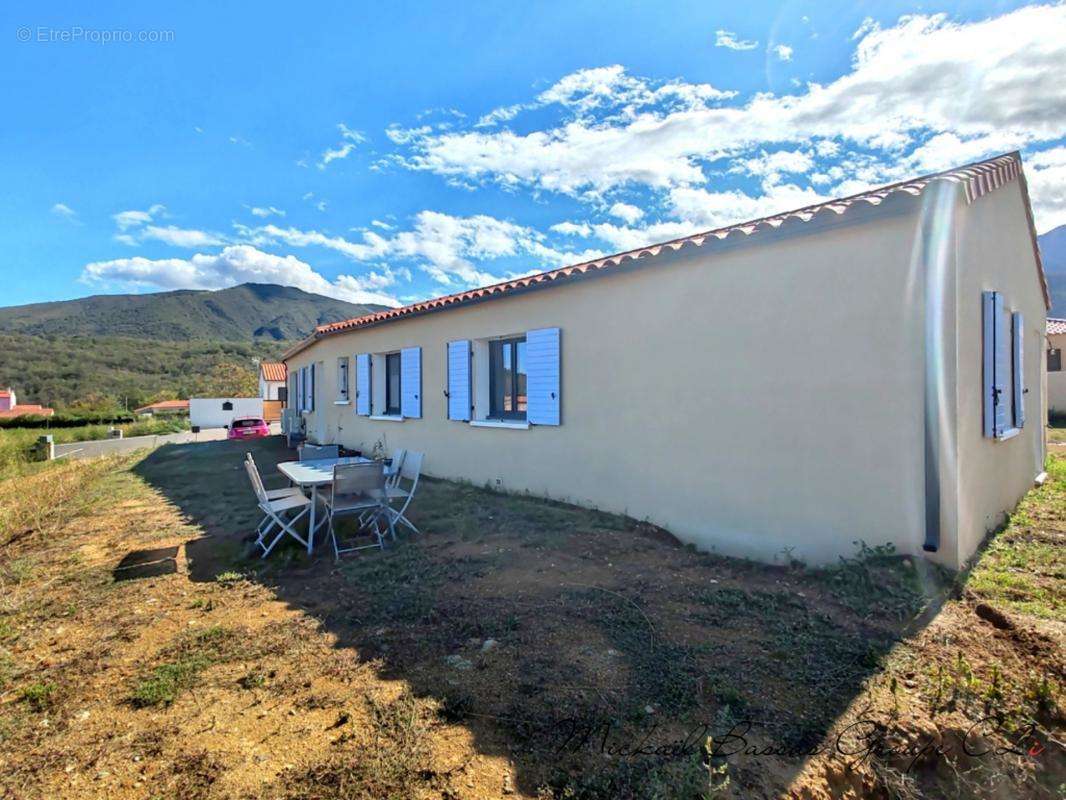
[277, 456, 372, 554]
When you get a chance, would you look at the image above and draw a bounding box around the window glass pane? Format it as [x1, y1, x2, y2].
[489, 340, 502, 416]
[502, 341, 514, 412]
[515, 340, 527, 412]
[386, 352, 401, 413]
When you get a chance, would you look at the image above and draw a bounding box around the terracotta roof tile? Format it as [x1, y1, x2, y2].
[284, 152, 1045, 360]
[134, 400, 190, 413]
[260, 362, 287, 382]
[0, 404, 54, 418]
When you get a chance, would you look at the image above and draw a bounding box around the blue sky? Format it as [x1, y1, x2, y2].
[2, 1, 1064, 308]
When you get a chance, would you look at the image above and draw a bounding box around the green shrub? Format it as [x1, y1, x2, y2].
[20, 681, 56, 712]
[0, 412, 137, 430]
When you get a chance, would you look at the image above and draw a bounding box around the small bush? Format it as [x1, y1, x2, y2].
[0, 412, 137, 430]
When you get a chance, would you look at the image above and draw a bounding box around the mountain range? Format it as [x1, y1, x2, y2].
[0, 283, 385, 341]
[1039, 224, 1066, 317]
[0, 283, 387, 411]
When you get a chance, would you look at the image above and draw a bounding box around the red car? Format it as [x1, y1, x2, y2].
[227, 416, 271, 440]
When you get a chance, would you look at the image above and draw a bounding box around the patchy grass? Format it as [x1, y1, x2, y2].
[270, 690, 434, 800]
[966, 454, 1066, 621]
[20, 681, 56, 712]
[131, 625, 249, 707]
[0, 436, 1061, 799]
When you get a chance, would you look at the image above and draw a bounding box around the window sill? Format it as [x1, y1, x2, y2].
[469, 419, 529, 430]
[997, 427, 1022, 441]
[369, 414, 404, 422]
[334, 400, 350, 405]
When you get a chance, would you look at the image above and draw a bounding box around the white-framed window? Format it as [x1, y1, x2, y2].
[355, 348, 421, 419]
[982, 291, 1025, 439]
[448, 327, 559, 427]
[336, 356, 350, 402]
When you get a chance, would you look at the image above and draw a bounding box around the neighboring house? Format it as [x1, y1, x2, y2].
[133, 399, 190, 416]
[259, 362, 287, 400]
[1047, 319, 1066, 416]
[189, 397, 264, 429]
[0, 387, 55, 419]
[283, 153, 1047, 570]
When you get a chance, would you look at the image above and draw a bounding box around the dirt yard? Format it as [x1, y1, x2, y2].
[0, 437, 1061, 799]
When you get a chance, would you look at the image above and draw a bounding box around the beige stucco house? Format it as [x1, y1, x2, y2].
[1047, 319, 1066, 417]
[283, 153, 1048, 570]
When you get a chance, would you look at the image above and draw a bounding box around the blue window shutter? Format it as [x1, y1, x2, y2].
[526, 327, 561, 426]
[301, 367, 308, 412]
[447, 340, 471, 421]
[1013, 312, 1025, 429]
[309, 363, 315, 412]
[993, 293, 1009, 437]
[356, 354, 371, 416]
[401, 347, 422, 418]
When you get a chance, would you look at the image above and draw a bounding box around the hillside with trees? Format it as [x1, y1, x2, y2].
[0, 282, 384, 411]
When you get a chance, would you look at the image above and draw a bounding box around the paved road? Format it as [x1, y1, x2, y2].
[52, 424, 280, 460]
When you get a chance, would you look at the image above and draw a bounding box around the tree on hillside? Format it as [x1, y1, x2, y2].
[192, 361, 259, 397]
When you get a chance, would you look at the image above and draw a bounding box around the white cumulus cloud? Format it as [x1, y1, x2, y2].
[239, 211, 603, 289]
[113, 204, 165, 230]
[51, 203, 78, 222]
[715, 30, 759, 50]
[82, 245, 402, 306]
[318, 123, 366, 169]
[384, 4, 1066, 232]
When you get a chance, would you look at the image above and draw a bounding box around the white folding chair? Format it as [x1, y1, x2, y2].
[246, 454, 306, 539]
[322, 461, 393, 560]
[246, 453, 304, 500]
[245, 460, 312, 558]
[300, 444, 340, 461]
[383, 450, 422, 535]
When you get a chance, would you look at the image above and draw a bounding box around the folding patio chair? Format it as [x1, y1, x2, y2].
[245, 460, 312, 558]
[246, 453, 304, 500]
[361, 449, 406, 527]
[383, 450, 423, 535]
[246, 454, 306, 539]
[321, 461, 393, 559]
[299, 444, 340, 461]
[385, 448, 407, 488]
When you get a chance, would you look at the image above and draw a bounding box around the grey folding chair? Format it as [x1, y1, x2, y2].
[246, 460, 313, 558]
[300, 444, 340, 461]
[361, 449, 406, 527]
[383, 450, 423, 535]
[322, 461, 394, 559]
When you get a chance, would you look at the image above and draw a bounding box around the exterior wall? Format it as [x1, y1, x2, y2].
[189, 397, 264, 429]
[258, 378, 284, 400]
[1048, 332, 1066, 415]
[0, 390, 14, 412]
[288, 199, 933, 567]
[953, 179, 1046, 567]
